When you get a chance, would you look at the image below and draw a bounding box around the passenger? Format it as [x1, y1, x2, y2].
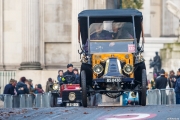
[83, 23, 112, 52]
[57, 70, 65, 85]
[46, 78, 54, 92]
[111, 23, 133, 39]
[73, 68, 80, 84]
[63, 64, 77, 84]
[16, 77, 29, 95]
[3, 79, 17, 95]
[90, 23, 112, 40]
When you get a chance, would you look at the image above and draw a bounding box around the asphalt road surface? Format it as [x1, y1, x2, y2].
[0, 105, 179, 120]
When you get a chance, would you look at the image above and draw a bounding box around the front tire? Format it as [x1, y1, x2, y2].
[141, 69, 147, 106]
[81, 70, 87, 107]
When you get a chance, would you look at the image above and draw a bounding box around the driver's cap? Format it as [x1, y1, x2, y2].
[67, 63, 73, 68]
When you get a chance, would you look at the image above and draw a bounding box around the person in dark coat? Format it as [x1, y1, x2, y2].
[168, 70, 176, 88]
[3, 79, 17, 95]
[34, 84, 44, 94]
[46, 78, 54, 92]
[175, 68, 180, 104]
[73, 68, 80, 84]
[63, 64, 78, 84]
[155, 69, 167, 89]
[57, 70, 65, 85]
[16, 77, 29, 95]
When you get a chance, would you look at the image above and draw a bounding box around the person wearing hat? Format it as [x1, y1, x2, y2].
[63, 64, 77, 84]
[155, 69, 167, 89]
[175, 68, 180, 104]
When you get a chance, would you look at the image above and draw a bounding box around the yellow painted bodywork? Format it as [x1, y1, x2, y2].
[92, 53, 134, 79]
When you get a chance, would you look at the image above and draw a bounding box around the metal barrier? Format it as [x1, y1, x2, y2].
[42, 93, 51, 107]
[147, 89, 161, 105]
[4, 94, 13, 108]
[2, 93, 52, 108]
[160, 88, 176, 105]
[147, 88, 176, 105]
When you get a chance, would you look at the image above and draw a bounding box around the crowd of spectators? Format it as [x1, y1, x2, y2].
[152, 68, 180, 104]
[3, 63, 80, 95]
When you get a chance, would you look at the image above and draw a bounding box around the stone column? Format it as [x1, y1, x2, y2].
[19, 0, 42, 70]
[71, 0, 88, 63]
[143, 0, 151, 37]
[0, 0, 4, 70]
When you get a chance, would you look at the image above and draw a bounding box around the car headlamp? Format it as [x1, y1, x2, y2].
[123, 64, 133, 74]
[53, 83, 59, 90]
[93, 64, 104, 74]
[69, 92, 76, 101]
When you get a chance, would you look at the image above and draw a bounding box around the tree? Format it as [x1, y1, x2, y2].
[119, 0, 143, 9]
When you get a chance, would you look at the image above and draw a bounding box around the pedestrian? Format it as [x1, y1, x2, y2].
[73, 68, 80, 84]
[175, 68, 180, 104]
[46, 78, 54, 92]
[168, 70, 176, 88]
[57, 70, 65, 85]
[34, 84, 44, 94]
[176, 68, 180, 79]
[27, 79, 35, 94]
[155, 69, 167, 89]
[16, 77, 29, 95]
[3, 79, 17, 95]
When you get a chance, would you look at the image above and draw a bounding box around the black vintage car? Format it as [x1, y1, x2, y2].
[78, 9, 147, 107]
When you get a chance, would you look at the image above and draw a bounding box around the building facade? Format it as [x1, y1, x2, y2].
[0, 0, 179, 91]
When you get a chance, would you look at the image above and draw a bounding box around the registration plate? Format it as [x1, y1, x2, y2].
[106, 78, 121, 82]
[57, 98, 62, 104]
[66, 103, 79, 107]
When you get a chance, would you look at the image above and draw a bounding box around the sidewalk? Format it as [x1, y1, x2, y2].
[0, 101, 3, 108]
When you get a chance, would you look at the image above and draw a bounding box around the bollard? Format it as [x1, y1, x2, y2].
[4, 94, 13, 108]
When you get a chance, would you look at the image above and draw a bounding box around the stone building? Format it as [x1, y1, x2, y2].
[0, 0, 179, 92]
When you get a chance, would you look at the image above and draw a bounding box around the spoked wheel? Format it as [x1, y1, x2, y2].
[141, 69, 147, 106]
[81, 70, 87, 107]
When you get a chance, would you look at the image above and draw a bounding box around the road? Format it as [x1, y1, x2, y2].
[0, 105, 179, 120]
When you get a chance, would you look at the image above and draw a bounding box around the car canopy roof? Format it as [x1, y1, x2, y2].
[78, 9, 143, 45]
[78, 9, 142, 17]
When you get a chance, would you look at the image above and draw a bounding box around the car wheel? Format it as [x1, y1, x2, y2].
[141, 69, 147, 106]
[81, 70, 87, 107]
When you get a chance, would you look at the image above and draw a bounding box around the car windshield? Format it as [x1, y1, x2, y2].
[89, 21, 135, 53]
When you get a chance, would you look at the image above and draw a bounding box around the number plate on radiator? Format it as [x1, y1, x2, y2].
[106, 78, 122, 82]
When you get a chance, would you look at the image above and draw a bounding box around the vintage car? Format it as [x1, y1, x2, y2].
[78, 9, 147, 107]
[50, 75, 82, 107]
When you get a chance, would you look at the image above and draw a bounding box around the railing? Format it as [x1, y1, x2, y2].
[1, 93, 51, 108]
[0, 71, 16, 94]
[147, 88, 176, 105]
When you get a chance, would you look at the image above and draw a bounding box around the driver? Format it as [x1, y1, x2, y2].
[63, 64, 79, 84]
